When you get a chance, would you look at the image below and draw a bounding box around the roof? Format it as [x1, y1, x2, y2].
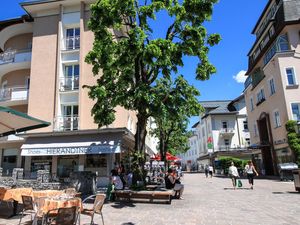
[0, 15, 32, 32]
[191, 121, 200, 128]
[199, 100, 238, 118]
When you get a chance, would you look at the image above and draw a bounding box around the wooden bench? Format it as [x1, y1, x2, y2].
[113, 190, 173, 204]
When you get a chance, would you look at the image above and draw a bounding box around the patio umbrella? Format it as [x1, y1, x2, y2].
[150, 152, 181, 161]
[0, 106, 50, 137]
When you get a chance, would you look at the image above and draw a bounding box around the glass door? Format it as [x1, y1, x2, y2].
[62, 105, 78, 130]
[66, 28, 80, 50]
[64, 64, 79, 91]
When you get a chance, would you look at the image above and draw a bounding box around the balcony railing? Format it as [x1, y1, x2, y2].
[62, 36, 80, 50]
[54, 116, 79, 131]
[219, 128, 235, 137]
[0, 86, 29, 102]
[215, 145, 249, 152]
[59, 76, 79, 92]
[0, 49, 31, 65]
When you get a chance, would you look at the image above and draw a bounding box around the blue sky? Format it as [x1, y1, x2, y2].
[1, 0, 268, 127]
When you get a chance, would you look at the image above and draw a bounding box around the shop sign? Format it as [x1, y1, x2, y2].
[207, 136, 213, 149]
[21, 145, 120, 156]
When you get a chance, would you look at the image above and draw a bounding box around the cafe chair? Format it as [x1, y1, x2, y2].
[19, 195, 36, 225]
[81, 194, 106, 225]
[44, 206, 78, 225]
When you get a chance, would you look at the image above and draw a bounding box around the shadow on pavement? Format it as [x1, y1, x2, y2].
[121, 223, 135, 225]
[223, 187, 252, 190]
[272, 191, 300, 195]
[110, 202, 136, 208]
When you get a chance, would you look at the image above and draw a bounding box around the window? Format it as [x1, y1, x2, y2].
[66, 28, 80, 50]
[286, 68, 297, 85]
[250, 97, 254, 111]
[256, 89, 265, 105]
[243, 120, 248, 130]
[291, 103, 300, 121]
[222, 121, 228, 129]
[254, 124, 258, 137]
[274, 111, 281, 127]
[269, 78, 276, 95]
[224, 139, 230, 146]
[86, 155, 107, 168]
[63, 64, 79, 91]
[264, 34, 289, 65]
[245, 138, 250, 145]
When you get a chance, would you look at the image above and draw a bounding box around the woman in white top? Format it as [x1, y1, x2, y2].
[228, 162, 239, 189]
[111, 169, 124, 190]
[245, 160, 258, 189]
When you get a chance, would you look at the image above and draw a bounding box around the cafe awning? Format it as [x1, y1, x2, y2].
[0, 106, 50, 137]
[21, 141, 121, 156]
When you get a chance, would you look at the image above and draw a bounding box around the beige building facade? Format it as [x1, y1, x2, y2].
[0, 0, 156, 179]
[244, 0, 300, 175]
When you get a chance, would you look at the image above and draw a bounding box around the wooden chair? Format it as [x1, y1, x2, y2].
[44, 206, 78, 225]
[19, 195, 36, 225]
[81, 194, 106, 225]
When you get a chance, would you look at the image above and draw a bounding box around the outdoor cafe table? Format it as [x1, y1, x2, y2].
[0, 187, 33, 203]
[41, 197, 83, 214]
[33, 190, 65, 199]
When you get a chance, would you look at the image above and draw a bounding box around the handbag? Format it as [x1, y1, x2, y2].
[237, 179, 243, 188]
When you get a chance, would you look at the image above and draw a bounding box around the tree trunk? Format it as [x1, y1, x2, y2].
[159, 130, 167, 171]
[132, 113, 147, 185]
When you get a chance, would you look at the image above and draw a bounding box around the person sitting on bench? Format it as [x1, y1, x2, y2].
[165, 168, 184, 199]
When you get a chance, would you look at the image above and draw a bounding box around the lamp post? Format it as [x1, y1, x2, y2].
[295, 121, 300, 134]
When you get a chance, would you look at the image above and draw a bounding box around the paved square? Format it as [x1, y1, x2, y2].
[0, 173, 299, 225]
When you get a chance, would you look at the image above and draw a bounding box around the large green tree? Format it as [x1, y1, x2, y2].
[85, 0, 220, 177]
[151, 76, 203, 166]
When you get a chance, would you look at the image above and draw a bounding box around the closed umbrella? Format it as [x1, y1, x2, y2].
[0, 106, 50, 137]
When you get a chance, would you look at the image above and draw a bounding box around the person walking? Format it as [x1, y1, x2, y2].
[208, 165, 213, 178]
[245, 160, 258, 189]
[204, 165, 209, 178]
[228, 162, 239, 189]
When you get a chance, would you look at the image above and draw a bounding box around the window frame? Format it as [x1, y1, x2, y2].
[291, 102, 300, 121]
[273, 110, 281, 128]
[285, 67, 297, 86]
[268, 77, 276, 96]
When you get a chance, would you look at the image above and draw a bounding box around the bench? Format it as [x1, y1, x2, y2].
[113, 190, 173, 204]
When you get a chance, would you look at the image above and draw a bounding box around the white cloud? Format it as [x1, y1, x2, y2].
[233, 70, 247, 83]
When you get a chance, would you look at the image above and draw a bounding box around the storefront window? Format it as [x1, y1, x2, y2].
[57, 156, 79, 177]
[86, 155, 107, 168]
[31, 156, 52, 172]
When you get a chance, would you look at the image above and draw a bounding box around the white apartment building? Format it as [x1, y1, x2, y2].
[179, 131, 200, 171]
[195, 95, 251, 168]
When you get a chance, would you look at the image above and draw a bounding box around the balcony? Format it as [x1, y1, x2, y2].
[0, 86, 29, 106]
[61, 36, 80, 51]
[215, 145, 248, 152]
[251, 68, 265, 89]
[54, 116, 79, 131]
[0, 49, 32, 77]
[59, 76, 79, 92]
[219, 128, 235, 137]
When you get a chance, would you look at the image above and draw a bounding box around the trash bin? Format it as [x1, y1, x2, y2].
[292, 169, 300, 192]
[278, 163, 298, 181]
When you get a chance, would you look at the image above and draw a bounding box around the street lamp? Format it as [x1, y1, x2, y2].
[295, 121, 300, 134]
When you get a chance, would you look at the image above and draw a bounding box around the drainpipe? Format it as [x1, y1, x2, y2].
[236, 115, 241, 147]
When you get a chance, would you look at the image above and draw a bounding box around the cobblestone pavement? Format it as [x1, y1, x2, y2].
[0, 173, 299, 225]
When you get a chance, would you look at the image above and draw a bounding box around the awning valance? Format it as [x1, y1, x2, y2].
[21, 141, 121, 156]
